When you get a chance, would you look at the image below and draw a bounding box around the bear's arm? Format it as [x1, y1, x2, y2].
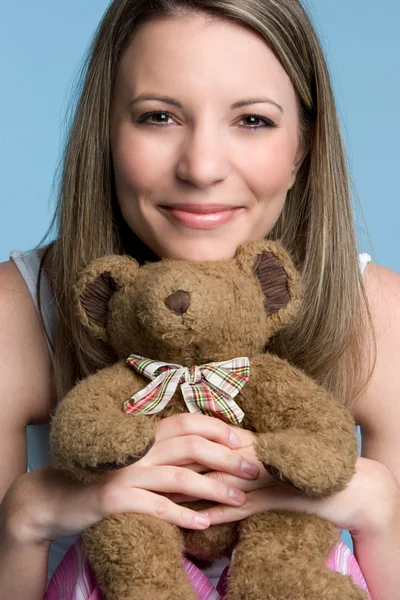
[238, 354, 359, 497]
[50, 360, 157, 483]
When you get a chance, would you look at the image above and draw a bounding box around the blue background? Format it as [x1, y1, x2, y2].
[1, 0, 398, 556]
[0, 0, 399, 269]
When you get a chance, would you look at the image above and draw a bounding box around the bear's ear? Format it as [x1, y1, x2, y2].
[74, 255, 139, 342]
[235, 240, 301, 326]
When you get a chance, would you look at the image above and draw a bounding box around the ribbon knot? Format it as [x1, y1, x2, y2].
[124, 354, 249, 426]
[184, 365, 202, 385]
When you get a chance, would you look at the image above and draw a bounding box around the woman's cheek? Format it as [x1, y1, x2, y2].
[243, 145, 296, 199]
[112, 129, 168, 194]
[263, 162, 291, 196]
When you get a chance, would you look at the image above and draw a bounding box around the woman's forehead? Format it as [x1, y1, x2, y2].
[114, 14, 297, 114]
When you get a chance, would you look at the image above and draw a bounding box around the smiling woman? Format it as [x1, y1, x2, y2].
[1, 1, 400, 599]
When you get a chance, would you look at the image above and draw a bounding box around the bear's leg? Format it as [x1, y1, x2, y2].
[225, 510, 369, 600]
[83, 513, 198, 600]
[181, 500, 237, 565]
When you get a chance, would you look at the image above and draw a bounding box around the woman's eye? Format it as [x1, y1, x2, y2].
[136, 111, 173, 126]
[239, 115, 276, 130]
[136, 111, 276, 130]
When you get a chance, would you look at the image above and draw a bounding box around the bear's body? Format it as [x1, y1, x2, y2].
[51, 240, 367, 600]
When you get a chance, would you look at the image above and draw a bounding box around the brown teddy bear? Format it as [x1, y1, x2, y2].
[50, 239, 367, 600]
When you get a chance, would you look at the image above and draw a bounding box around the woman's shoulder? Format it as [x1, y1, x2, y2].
[0, 258, 55, 425]
[362, 261, 400, 338]
[353, 261, 400, 483]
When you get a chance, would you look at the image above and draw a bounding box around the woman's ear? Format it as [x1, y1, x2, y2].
[288, 138, 309, 190]
[74, 255, 139, 342]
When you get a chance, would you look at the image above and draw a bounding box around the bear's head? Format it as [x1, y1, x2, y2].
[75, 239, 301, 366]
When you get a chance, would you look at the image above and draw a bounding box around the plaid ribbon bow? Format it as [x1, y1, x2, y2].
[124, 354, 249, 425]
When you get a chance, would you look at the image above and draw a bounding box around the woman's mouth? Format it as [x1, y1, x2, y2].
[159, 203, 244, 230]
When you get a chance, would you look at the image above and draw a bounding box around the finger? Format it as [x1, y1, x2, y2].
[204, 471, 267, 493]
[228, 425, 259, 448]
[199, 486, 319, 525]
[166, 467, 299, 504]
[146, 435, 260, 480]
[122, 466, 246, 507]
[155, 413, 242, 449]
[182, 462, 210, 473]
[161, 492, 201, 503]
[96, 484, 212, 530]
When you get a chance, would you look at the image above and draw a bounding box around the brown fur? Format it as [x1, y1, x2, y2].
[50, 239, 367, 600]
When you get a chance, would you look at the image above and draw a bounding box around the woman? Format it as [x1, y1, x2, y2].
[1, 0, 399, 598]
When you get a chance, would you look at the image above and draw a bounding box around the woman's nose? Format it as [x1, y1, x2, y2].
[176, 126, 230, 188]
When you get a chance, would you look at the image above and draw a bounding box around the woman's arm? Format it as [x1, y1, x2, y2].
[0, 259, 55, 599]
[351, 262, 400, 600]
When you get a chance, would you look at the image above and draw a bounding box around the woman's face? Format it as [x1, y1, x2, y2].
[111, 14, 305, 261]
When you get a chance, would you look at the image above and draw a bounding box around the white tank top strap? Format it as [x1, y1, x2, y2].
[358, 252, 372, 276]
[10, 249, 56, 364]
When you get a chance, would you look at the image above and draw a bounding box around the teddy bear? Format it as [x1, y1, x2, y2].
[50, 239, 367, 600]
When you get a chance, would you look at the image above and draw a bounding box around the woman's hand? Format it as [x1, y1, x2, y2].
[162, 426, 275, 504]
[0, 415, 261, 547]
[193, 428, 400, 538]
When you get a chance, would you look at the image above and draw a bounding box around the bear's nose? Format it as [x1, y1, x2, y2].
[164, 290, 191, 315]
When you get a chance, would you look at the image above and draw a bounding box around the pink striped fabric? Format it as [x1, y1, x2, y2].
[45, 537, 371, 600]
[326, 541, 370, 594]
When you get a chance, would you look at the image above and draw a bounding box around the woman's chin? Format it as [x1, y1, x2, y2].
[157, 241, 239, 262]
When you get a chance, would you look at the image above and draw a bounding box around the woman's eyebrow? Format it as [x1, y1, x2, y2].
[129, 93, 284, 113]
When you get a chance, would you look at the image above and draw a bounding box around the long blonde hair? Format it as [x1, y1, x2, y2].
[42, 0, 375, 408]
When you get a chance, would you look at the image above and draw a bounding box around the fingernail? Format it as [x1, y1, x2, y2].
[229, 430, 242, 448]
[241, 460, 259, 477]
[194, 515, 210, 528]
[229, 488, 246, 504]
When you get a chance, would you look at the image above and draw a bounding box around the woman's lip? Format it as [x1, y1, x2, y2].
[161, 203, 239, 213]
[159, 205, 244, 229]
